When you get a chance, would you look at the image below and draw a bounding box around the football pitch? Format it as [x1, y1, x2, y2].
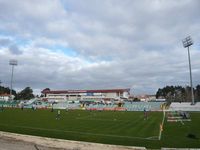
[0, 108, 200, 149]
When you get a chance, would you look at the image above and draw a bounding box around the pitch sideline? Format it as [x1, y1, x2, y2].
[0, 123, 159, 141]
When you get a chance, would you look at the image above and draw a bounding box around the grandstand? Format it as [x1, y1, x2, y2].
[51, 101, 165, 111]
[3, 99, 200, 113]
[169, 102, 200, 111]
[41, 88, 130, 102]
[18, 99, 50, 109]
[0, 97, 166, 111]
[7, 97, 200, 113]
[124, 101, 164, 111]
[0, 100, 20, 107]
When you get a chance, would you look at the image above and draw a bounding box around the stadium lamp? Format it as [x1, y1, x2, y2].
[9, 59, 18, 100]
[182, 36, 194, 105]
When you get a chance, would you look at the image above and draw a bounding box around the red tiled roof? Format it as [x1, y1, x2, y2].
[42, 88, 130, 94]
[0, 93, 10, 96]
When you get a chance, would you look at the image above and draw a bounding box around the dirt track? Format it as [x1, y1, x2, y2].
[0, 131, 146, 150]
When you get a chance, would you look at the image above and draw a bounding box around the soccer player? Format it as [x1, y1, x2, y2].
[144, 107, 148, 120]
[21, 103, 24, 110]
[56, 110, 61, 120]
[0, 105, 3, 112]
[51, 106, 54, 112]
[65, 107, 68, 112]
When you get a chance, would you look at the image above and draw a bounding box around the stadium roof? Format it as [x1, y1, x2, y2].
[0, 93, 11, 96]
[41, 88, 130, 94]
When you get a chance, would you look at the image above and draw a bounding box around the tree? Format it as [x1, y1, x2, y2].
[133, 97, 140, 101]
[156, 88, 163, 98]
[0, 85, 17, 97]
[174, 86, 185, 102]
[155, 85, 196, 103]
[184, 86, 193, 102]
[156, 86, 175, 102]
[16, 87, 34, 100]
[195, 85, 200, 102]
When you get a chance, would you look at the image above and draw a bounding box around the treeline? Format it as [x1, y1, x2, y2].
[0, 86, 17, 97]
[156, 85, 200, 102]
[0, 86, 34, 100]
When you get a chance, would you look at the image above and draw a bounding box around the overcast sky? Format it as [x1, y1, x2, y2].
[0, 0, 200, 95]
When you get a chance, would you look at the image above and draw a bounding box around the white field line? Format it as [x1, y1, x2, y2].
[75, 113, 136, 122]
[76, 117, 126, 122]
[0, 123, 159, 141]
[76, 113, 147, 122]
[167, 119, 191, 122]
[158, 109, 165, 140]
[168, 116, 182, 119]
[145, 136, 158, 140]
[75, 113, 94, 119]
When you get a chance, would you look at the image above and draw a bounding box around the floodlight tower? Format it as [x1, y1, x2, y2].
[9, 59, 18, 100]
[182, 36, 194, 105]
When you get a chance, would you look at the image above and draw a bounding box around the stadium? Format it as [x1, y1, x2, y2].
[0, 88, 200, 149]
[0, 0, 200, 149]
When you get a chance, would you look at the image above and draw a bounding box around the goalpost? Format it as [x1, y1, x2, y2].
[167, 111, 191, 122]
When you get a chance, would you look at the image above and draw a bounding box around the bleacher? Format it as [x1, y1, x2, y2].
[86, 103, 116, 111]
[33, 100, 49, 109]
[0, 99, 165, 111]
[21, 99, 49, 109]
[83, 102, 165, 111]
[124, 102, 164, 111]
[169, 102, 200, 111]
[53, 102, 68, 109]
[0, 100, 20, 107]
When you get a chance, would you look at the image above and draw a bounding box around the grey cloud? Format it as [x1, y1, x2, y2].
[9, 44, 23, 55]
[63, 0, 200, 58]
[0, 38, 11, 46]
[0, 0, 200, 95]
[1, 45, 200, 95]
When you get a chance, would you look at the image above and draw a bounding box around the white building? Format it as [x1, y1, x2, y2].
[136, 94, 157, 102]
[41, 88, 130, 102]
[0, 94, 12, 101]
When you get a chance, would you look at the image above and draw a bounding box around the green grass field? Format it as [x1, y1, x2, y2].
[0, 108, 200, 149]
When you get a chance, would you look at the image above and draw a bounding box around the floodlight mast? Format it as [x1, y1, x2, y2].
[182, 36, 194, 105]
[9, 59, 18, 100]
